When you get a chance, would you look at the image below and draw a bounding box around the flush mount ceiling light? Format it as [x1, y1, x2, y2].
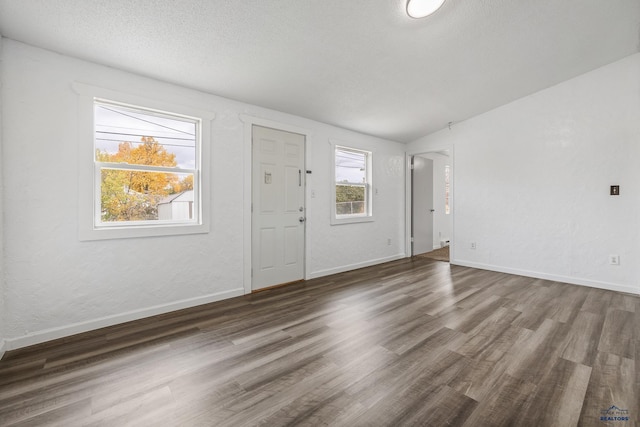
[406, 0, 446, 18]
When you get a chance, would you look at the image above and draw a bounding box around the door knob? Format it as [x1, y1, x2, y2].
[299, 217, 306, 223]
[430, 209, 435, 212]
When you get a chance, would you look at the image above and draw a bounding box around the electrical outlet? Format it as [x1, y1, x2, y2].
[387, 238, 392, 246]
[609, 255, 620, 265]
[470, 242, 476, 250]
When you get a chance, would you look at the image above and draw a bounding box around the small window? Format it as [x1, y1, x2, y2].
[332, 145, 373, 224]
[94, 99, 200, 228]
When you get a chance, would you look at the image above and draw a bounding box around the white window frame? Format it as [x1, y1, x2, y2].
[74, 82, 214, 240]
[331, 142, 374, 225]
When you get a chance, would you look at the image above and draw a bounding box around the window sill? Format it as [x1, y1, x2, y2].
[79, 222, 209, 241]
[331, 215, 375, 226]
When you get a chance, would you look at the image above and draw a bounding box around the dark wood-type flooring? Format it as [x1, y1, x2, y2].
[0, 257, 638, 426]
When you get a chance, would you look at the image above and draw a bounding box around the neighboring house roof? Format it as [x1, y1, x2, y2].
[158, 190, 194, 205]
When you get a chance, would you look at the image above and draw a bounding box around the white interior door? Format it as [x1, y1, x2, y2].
[252, 125, 305, 290]
[412, 156, 434, 255]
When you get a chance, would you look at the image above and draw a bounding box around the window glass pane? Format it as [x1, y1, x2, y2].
[100, 168, 194, 222]
[336, 184, 365, 215]
[95, 102, 196, 169]
[335, 148, 366, 184]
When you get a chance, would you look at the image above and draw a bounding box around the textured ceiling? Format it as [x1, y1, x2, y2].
[0, 0, 638, 142]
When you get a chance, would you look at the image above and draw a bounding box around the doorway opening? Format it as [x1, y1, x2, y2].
[409, 150, 452, 262]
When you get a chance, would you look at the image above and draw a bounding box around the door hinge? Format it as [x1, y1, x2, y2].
[411, 237, 414, 242]
[410, 164, 414, 170]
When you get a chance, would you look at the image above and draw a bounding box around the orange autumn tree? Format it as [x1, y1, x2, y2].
[172, 174, 194, 194]
[98, 136, 191, 221]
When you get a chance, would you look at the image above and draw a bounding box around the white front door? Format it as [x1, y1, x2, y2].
[252, 125, 305, 290]
[412, 156, 434, 255]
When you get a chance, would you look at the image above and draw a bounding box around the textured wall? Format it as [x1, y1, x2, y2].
[0, 37, 5, 355]
[409, 54, 640, 294]
[1, 40, 405, 348]
[306, 136, 406, 278]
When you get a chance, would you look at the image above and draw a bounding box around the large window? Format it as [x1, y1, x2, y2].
[94, 100, 199, 226]
[333, 145, 373, 223]
[75, 82, 212, 240]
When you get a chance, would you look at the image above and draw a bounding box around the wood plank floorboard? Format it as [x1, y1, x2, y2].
[1, 257, 638, 426]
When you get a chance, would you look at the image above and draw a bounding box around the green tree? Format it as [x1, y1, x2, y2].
[336, 183, 365, 203]
[336, 183, 365, 215]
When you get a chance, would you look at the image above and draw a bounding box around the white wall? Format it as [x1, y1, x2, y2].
[1, 39, 405, 349]
[307, 136, 406, 278]
[0, 37, 5, 358]
[409, 53, 640, 295]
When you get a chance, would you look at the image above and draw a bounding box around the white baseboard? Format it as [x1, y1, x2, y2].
[308, 253, 406, 279]
[451, 259, 640, 295]
[4, 288, 245, 351]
